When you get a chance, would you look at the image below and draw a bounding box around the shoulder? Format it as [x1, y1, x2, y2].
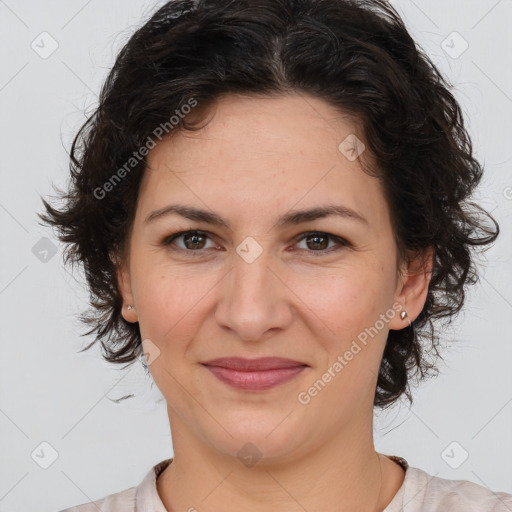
[390, 462, 512, 512]
[57, 458, 172, 512]
[57, 486, 136, 512]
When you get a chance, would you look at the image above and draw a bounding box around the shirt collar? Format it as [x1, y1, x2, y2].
[135, 455, 410, 512]
[135, 458, 173, 512]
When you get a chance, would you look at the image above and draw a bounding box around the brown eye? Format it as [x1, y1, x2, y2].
[294, 231, 350, 256]
[162, 230, 216, 253]
[182, 232, 207, 250]
[305, 233, 329, 250]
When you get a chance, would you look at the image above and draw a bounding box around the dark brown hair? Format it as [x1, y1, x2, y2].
[40, 0, 499, 408]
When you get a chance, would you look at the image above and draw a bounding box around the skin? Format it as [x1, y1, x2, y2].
[117, 92, 433, 512]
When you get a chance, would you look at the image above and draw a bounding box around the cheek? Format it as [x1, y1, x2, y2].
[298, 271, 389, 400]
[292, 265, 384, 338]
[132, 269, 210, 395]
[132, 265, 216, 343]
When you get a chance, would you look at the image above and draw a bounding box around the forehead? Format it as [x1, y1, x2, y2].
[149, 93, 364, 166]
[138, 93, 390, 233]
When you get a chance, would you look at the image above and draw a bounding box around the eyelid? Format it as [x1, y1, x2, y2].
[161, 229, 351, 255]
[291, 231, 351, 255]
[161, 230, 219, 254]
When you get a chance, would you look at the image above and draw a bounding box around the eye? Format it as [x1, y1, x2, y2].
[161, 230, 219, 254]
[293, 231, 350, 255]
[161, 230, 350, 256]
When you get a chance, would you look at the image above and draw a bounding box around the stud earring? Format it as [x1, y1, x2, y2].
[127, 304, 134, 311]
[400, 310, 412, 327]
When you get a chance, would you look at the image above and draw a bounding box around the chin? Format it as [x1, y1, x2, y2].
[207, 415, 306, 464]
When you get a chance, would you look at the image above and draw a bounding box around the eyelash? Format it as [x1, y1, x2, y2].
[161, 230, 350, 257]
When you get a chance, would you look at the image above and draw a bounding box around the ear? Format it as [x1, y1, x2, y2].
[388, 246, 434, 330]
[115, 256, 139, 323]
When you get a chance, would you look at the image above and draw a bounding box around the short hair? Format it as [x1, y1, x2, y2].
[40, 0, 499, 408]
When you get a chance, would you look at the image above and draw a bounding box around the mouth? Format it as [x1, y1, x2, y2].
[201, 356, 308, 371]
[200, 357, 309, 391]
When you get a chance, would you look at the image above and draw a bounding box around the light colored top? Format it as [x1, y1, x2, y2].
[59, 455, 512, 511]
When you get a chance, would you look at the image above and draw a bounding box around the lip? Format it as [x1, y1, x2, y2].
[201, 357, 307, 371]
[201, 357, 308, 391]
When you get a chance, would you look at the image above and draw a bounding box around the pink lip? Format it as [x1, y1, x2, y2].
[201, 357, 308, 391]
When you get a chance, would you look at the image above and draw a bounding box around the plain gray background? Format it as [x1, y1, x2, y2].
[0, 0, 511, 510]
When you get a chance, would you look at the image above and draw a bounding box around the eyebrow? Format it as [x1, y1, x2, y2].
[145, 203, 368, 228]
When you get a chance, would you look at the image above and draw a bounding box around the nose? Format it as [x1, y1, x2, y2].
[214, 246, 293, 342]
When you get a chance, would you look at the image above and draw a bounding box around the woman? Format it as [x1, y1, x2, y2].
[41, 0, 511, 510]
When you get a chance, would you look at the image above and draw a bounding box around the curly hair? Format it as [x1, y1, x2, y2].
[40, 0, 499, 408]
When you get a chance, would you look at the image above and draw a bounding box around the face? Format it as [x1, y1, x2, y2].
[118, 93, 431, 463]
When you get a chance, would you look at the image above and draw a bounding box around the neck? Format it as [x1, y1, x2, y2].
[157, 412, 404, 512]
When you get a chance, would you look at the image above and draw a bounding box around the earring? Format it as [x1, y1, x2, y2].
[400, 310, 412, 327]
[127, 304, 134, 311]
